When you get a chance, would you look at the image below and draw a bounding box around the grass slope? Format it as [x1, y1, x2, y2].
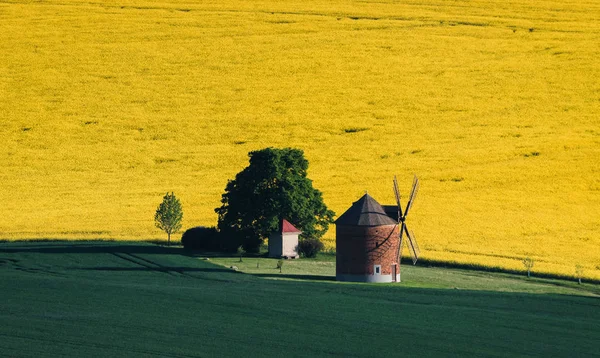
[1, 241, 599, 357]
[0, 0, 599, 280]
[209, 254, 600, 296]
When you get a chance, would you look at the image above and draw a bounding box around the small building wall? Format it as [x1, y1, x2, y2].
[268, 233, 299, 258]
[281, 233, 299, 258]
[336, 224, 400, 282]
[268, 233, 282, 258]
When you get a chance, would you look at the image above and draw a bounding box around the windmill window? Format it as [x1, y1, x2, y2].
[374, 265, 381, 275]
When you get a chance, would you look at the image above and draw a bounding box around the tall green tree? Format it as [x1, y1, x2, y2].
[154, 192, 183, 246]
[215, 148, 335, 252]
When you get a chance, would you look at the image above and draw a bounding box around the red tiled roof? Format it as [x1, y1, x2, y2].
[280, 219, 302, 234]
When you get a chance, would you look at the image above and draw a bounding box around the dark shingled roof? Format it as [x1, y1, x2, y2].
[335, 194, 398, 226]
[382, 205, 400, 222]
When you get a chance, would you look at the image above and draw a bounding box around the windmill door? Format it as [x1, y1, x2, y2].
[391, 264, 397, 282]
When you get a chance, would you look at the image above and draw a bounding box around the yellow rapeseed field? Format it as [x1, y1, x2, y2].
[1, 0, 598, 279]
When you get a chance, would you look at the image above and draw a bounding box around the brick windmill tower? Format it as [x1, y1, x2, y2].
[335, 176, 420, 283]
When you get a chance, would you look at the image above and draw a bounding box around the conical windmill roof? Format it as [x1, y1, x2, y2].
[335, 193, 397, 226]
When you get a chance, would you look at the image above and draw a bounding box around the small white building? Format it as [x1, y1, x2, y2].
[268, 219, 301, 259]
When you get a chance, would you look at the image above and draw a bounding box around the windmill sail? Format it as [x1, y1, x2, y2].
[393, 175, 421, 268]
[393, 176, 403, 219]
[404, 225, 419, 265]
[404, 176, 419, 216]
[396, 222, 405, 263]
[408, 229, 420, 257]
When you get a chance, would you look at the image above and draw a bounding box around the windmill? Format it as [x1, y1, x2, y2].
[393, 175, 420, 265]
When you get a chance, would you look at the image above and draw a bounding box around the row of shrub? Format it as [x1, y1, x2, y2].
[181, 226, 223, 251]
[181, 226, 325, 258]
[296, 238, 324, 258]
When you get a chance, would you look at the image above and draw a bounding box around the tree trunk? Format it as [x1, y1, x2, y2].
[578, 278, 582, 284]
[167, 232, 171, 246]
[527, 270, 530, 278]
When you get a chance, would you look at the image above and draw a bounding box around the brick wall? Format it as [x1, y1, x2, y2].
[336, 224, 400, 276]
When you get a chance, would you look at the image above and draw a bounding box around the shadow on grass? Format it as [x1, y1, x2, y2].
[0, 242, 178, 255]
[0, 241, 239, 258]
[71, 265, 244, 283]
[3, 241, 598, 291]
[252, 273, 336, 281]
[77, 266, 234, 273]
[417, 258, 600, 285]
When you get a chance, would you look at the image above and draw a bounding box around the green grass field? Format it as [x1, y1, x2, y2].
[1, 241, 598, 357]
[209, 255, 600, 296]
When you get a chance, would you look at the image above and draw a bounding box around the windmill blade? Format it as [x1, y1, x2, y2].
[404, 176, 420, 217]
[404, 225, 419, 265]
[393, 176, 403, 219]
[407, 175, 419, 211]
[393, 176, 401, 207]
[409, 229, 420, 257]
[396, 223, 405, 263]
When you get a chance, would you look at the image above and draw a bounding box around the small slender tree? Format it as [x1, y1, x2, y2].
[154, 192, 183, 246]
[575, 264, 584, 284]
[522, 257, 534, 278]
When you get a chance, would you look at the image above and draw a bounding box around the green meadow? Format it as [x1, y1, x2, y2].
[1, 241, 598, 357]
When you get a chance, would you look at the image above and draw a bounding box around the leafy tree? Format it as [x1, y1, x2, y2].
[215, 147, 334, 253]
[154, 192, 183, 246]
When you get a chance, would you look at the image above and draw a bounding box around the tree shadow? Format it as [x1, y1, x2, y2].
[252, 273, 335, 281]
[76, 266, 233, 273]
[0, 242, 181, 255]
[0, 241, 259, 259]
